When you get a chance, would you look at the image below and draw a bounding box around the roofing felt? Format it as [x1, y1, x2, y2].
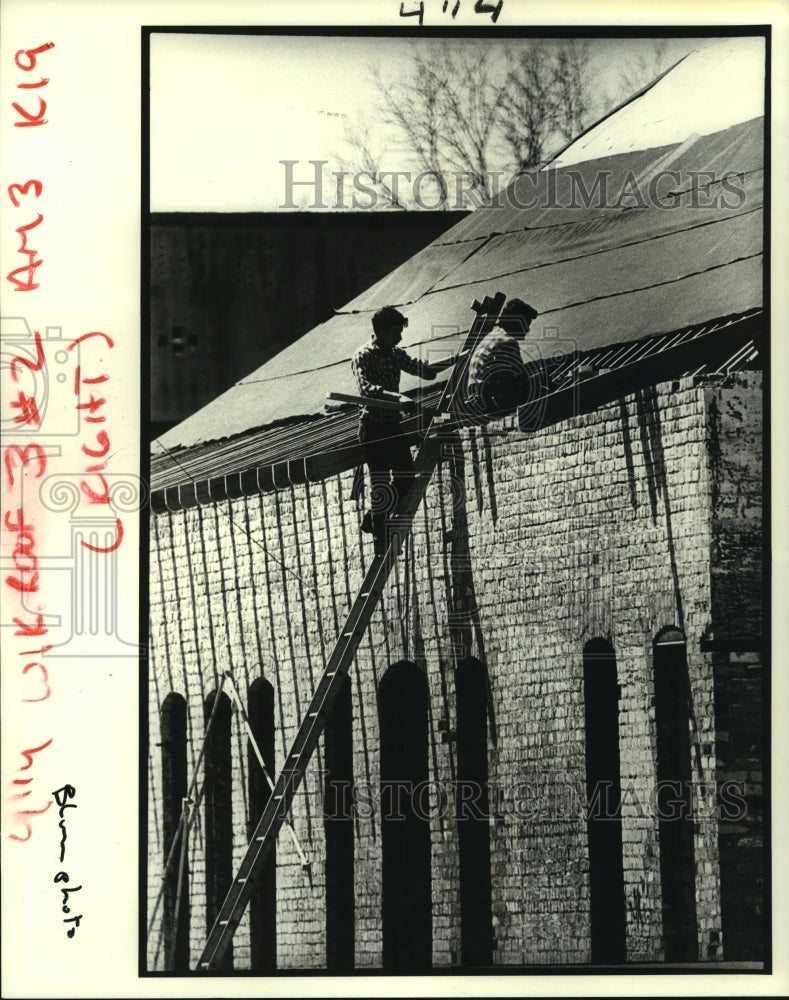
[156, 43, 764, 456]
[437, 124, 762, 245]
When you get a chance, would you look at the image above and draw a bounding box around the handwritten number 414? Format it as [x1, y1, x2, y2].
[399, 1, 503, 25]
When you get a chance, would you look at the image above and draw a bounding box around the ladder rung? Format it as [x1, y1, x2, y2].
[196, 298, 493, 972]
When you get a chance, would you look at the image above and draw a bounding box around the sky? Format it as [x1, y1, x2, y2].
[149, 33, 729, 212]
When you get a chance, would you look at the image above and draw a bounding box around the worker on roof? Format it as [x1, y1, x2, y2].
[352, 305, 459, 555]
[464, 298, 541, 419]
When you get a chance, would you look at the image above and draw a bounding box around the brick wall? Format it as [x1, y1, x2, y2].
[705, 374, 764, 960]
[147, 373, 763, 970]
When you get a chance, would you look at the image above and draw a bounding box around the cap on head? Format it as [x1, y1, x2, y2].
[505, 299, 538, 323]
[372, 305, 408, 338]
[499, 298, 538, 336]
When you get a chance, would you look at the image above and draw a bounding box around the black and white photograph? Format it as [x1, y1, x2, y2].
[140, 20, 774, 980]
[2, 2, 788, 997]
[144, 23, 770, 977]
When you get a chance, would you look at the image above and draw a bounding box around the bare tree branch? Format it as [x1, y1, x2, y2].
[553, 40, 593, 142]
[337, 116, 408, 210]
[618, 39, 673, 98]
[503, 45, 556, 170]
[336, 38, 683, 210]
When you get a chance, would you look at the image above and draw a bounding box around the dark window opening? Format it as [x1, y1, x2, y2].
[715, 650, 764, 961]
[455, 657, 493, 967]
[324, 674, 355, 971]
[204, 689, 234, 970]
[161, 693, 189, 971]
[583, 638, 627, 964]
[247, 678, 276, 972]
[379, 661, 431, 970]
[157, 324, 198, 355]
[653, 627, 698, 962]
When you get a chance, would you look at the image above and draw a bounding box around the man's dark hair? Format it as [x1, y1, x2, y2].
[372, 305, 408, 337]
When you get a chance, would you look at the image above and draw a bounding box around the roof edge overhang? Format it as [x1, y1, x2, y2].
[149, 310, 762, 514]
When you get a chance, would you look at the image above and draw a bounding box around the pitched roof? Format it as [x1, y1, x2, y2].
[154, 38, 764, 473]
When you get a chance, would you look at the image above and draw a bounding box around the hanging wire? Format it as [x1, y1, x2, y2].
[146, 676, 227, 957]
[151, 438, 316, 596]
[154, 796, 191, 972]
[222, 671, 311, 870]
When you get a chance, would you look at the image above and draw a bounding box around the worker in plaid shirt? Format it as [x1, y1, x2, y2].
[465, 298, 539, 418]
[352, 305, 458, 554]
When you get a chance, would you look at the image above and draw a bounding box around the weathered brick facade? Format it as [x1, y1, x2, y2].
[706, 375, 765, 960]
[147, 372, 763, 971]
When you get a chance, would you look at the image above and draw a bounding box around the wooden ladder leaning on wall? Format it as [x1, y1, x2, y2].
[195, 290, 507, 971]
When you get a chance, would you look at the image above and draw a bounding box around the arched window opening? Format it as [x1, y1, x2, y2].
[248, 677, 276, 971]
[455, 657, 492, 967]
[324, 674, 355, 970]
[161, 693, 189, 971]
[203, 689, 233, 970]
[379, 660, 431, 970]
[653, 627, 698, 962]
[583, 638, 627, 964]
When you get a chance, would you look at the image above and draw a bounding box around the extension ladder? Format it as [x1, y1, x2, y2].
[196, 291, 506, 970]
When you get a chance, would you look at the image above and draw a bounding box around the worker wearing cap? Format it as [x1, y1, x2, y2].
[465, 298, 540, 418]
[352, 305, 458, 555]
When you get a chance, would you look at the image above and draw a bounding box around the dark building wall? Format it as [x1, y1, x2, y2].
[147, 373, 763, 970]
[149, 212, 466, 436]
[705, 375, 764, 960]
[707, 376, 764, 637]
